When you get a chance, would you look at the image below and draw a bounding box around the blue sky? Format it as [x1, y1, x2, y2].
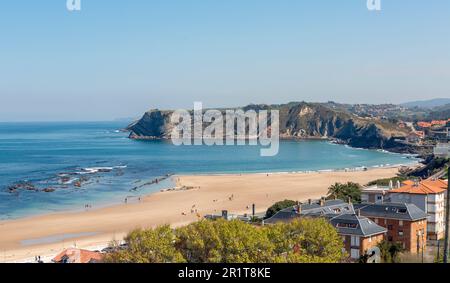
[0, 0, 449, 121]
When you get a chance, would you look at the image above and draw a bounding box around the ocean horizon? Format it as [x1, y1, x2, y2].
[0, 121, 419, 220]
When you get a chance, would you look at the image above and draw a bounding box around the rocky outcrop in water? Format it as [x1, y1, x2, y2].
[126, 102, 410, 151]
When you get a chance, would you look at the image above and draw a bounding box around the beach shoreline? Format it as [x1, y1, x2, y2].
[0, 166, 407, 263]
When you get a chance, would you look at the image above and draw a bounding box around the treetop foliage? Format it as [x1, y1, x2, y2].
[104, 218, 345, 263]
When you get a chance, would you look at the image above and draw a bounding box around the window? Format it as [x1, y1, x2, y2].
[351, 236, 360, 247]
[398, 230, 404, 237]
[388, 225, 393, 230]
[351, 249, 360, 259]
[388, 236, 393, 242]
[368, 236, 372, 243]
[336, 223, 358, 229]
[399, 220, 403, 227]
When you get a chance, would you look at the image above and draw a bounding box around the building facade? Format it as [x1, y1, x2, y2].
[388, 179, 447, 241]
[327, 213, 386, 261]
[354, 203, 427, 253]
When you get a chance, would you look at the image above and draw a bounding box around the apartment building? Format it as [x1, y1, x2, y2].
[354, 203, 427, 253]
[326, 213, 386, 260]
[388, 179, 447, 241]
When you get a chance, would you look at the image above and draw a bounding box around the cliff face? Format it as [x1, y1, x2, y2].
[127, 110, 174, 139]
[127, 102, 410, 150]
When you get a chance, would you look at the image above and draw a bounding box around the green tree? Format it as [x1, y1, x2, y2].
[103, 225, 185, 263]
[176, 219, 275, 263]
[377, 240, 404, 263]
[214, 219, 275, 263]
[175, 220, 223, 263]
[326, 182, 361, 203]
[266, 218, 345, 263]
[105, 218, 345, 263]
[265, 199, 297, 219]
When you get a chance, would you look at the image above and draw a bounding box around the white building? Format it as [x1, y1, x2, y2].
[434, 143, 450, 158]
[388, 179, 447, 241]
[361, 180, 403, 204]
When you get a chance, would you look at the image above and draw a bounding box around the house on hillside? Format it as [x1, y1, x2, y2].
[406, 131, 425, 144]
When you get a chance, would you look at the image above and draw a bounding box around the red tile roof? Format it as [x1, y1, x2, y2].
[431, 120, 447, 126]
[389, 179, 447, 195]
[53, 248, 103, 263]
[417, 122, 431, 128]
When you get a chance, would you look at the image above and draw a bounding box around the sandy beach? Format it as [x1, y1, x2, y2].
[0, 167, 401, 263]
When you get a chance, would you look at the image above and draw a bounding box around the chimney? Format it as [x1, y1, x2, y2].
[320, 197, 325, 207]
[308, 199, 312, 205]
[252, 204, 256, 217]
[357, 209, 361, 217]
[296, 201, 302, 214]
[348, 197, 352, 204]
[222, 210, 228, 220]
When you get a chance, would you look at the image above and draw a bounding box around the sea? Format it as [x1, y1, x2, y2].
[0, 121, 419, 220]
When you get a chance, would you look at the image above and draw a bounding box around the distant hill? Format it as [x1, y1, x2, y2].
[401, 98, 450, 109]
[427, 104, 450, 120]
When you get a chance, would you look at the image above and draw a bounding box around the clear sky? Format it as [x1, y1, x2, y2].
[1, 0, 449, 121]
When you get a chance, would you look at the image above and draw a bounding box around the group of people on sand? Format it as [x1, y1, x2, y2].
[182, 204, 200, 216]
[181, 194, 238, 217]
[84, 204, 92, 209]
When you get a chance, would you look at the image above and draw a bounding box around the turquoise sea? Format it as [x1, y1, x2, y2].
[0, 121, 418, 220]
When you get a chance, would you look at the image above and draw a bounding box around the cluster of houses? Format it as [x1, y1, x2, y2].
[396, 119, 450, 145]
[414, 119, 450, 143]
[257, 178, 447, 261]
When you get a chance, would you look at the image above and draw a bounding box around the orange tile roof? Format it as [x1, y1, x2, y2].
[390, 179, 447, 195]
[417, 122, 431, 128]
[431, 120, 447, 126]
[53, 248, 103, 263]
